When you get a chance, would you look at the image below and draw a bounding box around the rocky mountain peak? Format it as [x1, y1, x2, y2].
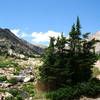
[0, 28, 44, 57]
[89, 31, 100, 40]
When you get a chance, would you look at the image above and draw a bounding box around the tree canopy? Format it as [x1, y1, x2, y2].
[38, 17, 98, 91]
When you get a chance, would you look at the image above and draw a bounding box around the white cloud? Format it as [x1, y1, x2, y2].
[11, 29, 62, 43]
[11, 29, 29, 38]
[11, 29, 20, 37]
[31, 31, 61, 43]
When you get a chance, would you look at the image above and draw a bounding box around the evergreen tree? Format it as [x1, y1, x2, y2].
[39, 35, 71, 90]
[39, 17, 98, 91]
[68, 17, 97, 83]
[39, 37, 56, 90]
[69, 24, 76, 51]
[76, 16, 81, 37]
[55, 33, 71, 87]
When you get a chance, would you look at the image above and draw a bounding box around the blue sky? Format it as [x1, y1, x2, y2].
[0, 0, 100, 45]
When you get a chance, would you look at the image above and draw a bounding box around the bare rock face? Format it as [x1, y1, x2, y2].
[88, 31, 100, 53]
[94, 60, 100, 70]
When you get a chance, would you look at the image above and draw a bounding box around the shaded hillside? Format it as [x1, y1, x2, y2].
[0, 28, 44, 56]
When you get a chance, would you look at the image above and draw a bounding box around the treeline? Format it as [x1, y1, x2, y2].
[38, 17, 100, 100]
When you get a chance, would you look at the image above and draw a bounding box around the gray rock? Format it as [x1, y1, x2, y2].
[23, 75, 34, 82]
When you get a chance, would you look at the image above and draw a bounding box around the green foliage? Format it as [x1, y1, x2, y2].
[0, 56, 23, 72]
[45, 79, 100, 100]
[22, 83, 35, 97]
[0, 90, 7, 93]
[15, 66, 23, 71]
[7, 90, 23, 100]
[7, 78, 18, 84]
[39, 36, 71, 90]
[96, 54, 100, 59]
[45, 86, 74, 100]
[38, 17, 100, 99]
[5, 97, 14, 100]
[0, 76, 7, 81]
[5, 90, 23, 100]
[0, 63, 8, 68]
[66, 17, 97, 84]
[39, 37, 57, 90]
[8, 89, 21, 97]
[15, 95, 23, 100]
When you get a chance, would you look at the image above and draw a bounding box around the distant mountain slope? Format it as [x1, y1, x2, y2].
[89, 31, 100, 53]
[0, 28, 44, 56]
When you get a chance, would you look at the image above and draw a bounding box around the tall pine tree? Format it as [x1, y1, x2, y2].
[68, 17, 97, 83]
[38, 17, 98, 91]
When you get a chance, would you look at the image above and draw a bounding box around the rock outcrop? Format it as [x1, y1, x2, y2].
[0, 28, 44, 56]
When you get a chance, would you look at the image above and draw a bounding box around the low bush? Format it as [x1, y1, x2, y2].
[0, 76, 7, 82]
[15, 95, 23, 100]
[45, 86, 74, 100]
[5, 96, 23, 100]
[7, 90, 23, 100]
[5, 97, 14, 100]
[7, 78, 18, 84]
[8, 90, 20, 96]
[22, 83, 35, 97]
[0, 64, 8, 68]
[45, 79, 100, 100]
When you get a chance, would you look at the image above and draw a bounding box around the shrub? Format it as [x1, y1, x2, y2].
[5, 96, 23, 100]
[45, 80, 100, 100]
[7, 78, 18, 84]
[5, 97, 14, 100]
[8, 90, 20, 96]
[16, 95, 23, 100]
[8, 90, 23, 100]
[73, 80, 100, 97]
[0, 76, 7, 81]
[15, 66, 23, 71]
[22, 83, 35, 97]
[0, 64, 8, 68]
[45, 86, 74, 100]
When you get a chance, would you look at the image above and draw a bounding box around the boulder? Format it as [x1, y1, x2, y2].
[23, 75, 34, 82]
[14, 75, 26, 82]
[0, 92, 13, 100]
[1, 82, 12, 88]
[97, 75, 100, 80]
[4, 92, 13, 98]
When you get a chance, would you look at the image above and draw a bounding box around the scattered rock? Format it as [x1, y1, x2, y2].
[0, 92, 13, 100]
[80, 96, 100, 100]
[23, 75, 34, 82]
[1, 82, 12, 88]
[97, 75, 100, 80]
[4, 92, 13, 98]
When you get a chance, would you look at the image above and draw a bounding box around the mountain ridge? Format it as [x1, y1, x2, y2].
[0, 28, 44, 57]
[0, 28, 100, 57]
